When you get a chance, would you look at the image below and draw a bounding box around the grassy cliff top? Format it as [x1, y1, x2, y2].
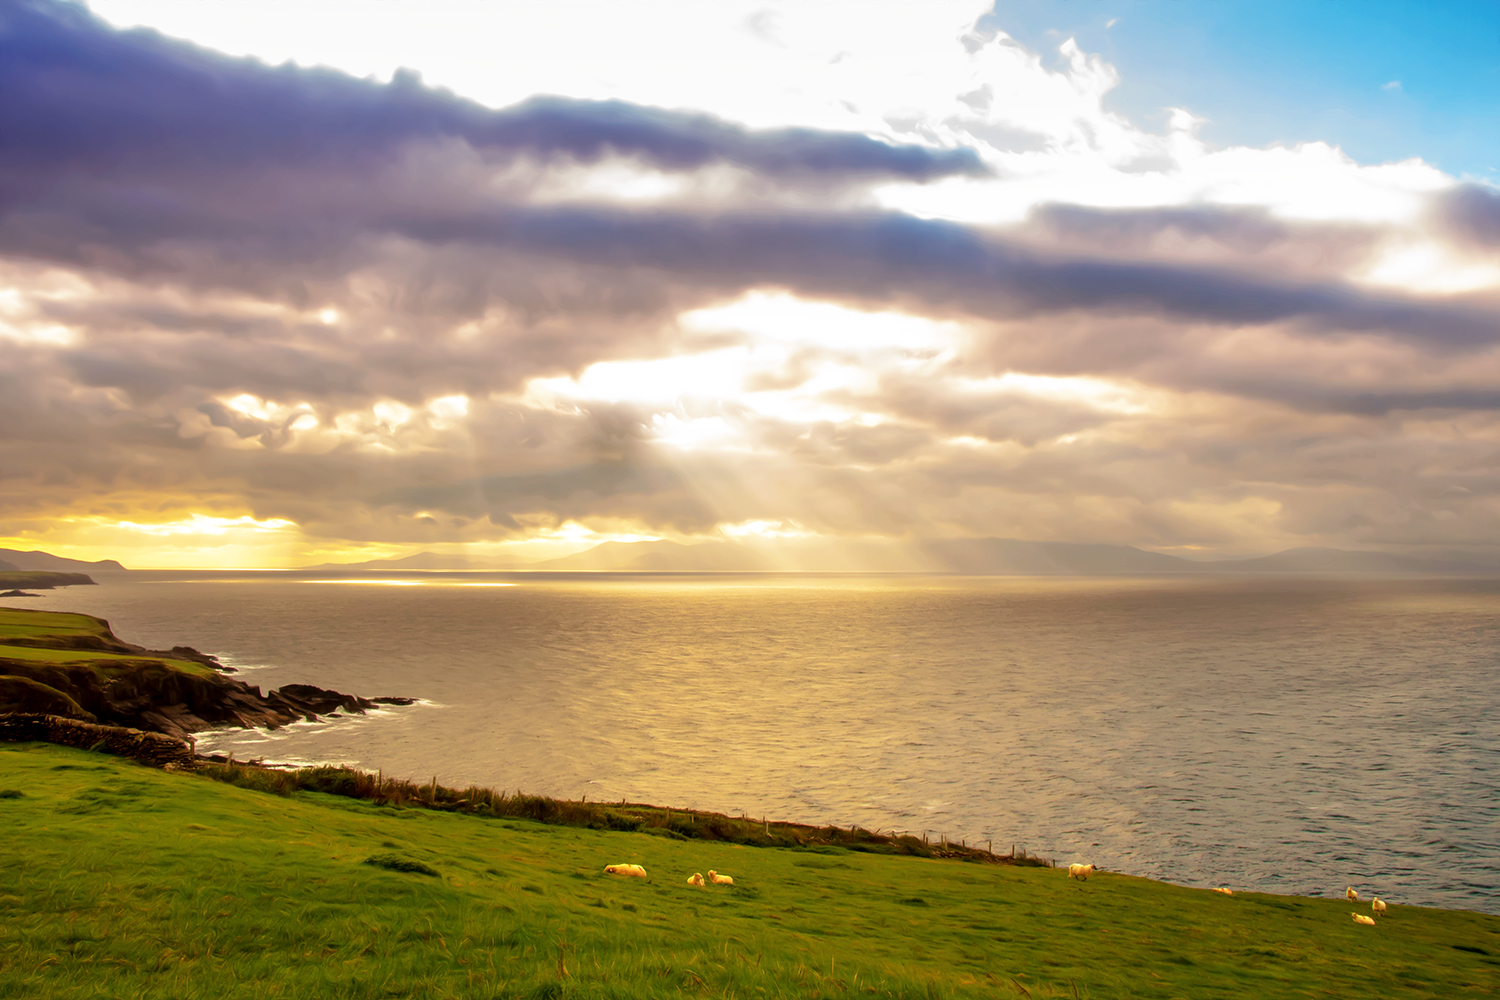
[1, 742, 1496, 1000]
[0, 607, 110, 641]
[0, 606, 215, 678]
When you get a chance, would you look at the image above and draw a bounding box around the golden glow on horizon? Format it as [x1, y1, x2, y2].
[1, 512, 306, 569]
[111, 514, 297, 536]
[532, 521, 663, 545]
[298, 579, 517, 586]
[719, 519, 811, 539]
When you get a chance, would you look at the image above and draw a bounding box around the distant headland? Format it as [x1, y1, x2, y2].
[307, 538, 1500, 575]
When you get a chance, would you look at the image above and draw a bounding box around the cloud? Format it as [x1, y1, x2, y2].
[1382, 80, 1402, 92]
[2, 0, 1500, 565]
[1438, 183, 1500, 247]
[0, 1, 983, 186]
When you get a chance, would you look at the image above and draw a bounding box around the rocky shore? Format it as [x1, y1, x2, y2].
[0, 607, 414, 744]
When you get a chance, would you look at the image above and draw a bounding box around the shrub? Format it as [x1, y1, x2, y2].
[362, 852, 439, 877]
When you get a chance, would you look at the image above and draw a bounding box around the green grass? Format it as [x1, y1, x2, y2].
[0, 608, 112, 642]
[192, 762, 997, 860]
[2, 742, 1497, 999]
[0, 643, 211, 674]
[0, 606, 215, 679]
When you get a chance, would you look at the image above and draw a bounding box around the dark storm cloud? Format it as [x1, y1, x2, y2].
[1, 2, 1491, 355]
[1027, 204, 1295, 254]
[392, 206, 1500, 348]
[0, 0, 984, 188]
[1439, 184, 1500, 248]
[1189, 376, 1500, 416]
[372, 462, 689, 517]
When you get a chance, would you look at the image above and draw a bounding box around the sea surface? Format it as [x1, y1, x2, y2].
[16, 572, 1500, 914]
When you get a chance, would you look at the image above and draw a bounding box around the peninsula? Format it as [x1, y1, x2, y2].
[0, 606, 412, 742]
[0, 570, 96, 593]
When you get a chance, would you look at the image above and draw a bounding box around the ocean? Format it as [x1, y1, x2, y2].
[15, 572, 1499, 914]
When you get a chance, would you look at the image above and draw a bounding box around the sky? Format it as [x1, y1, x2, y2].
[2, 0, 1499, 569]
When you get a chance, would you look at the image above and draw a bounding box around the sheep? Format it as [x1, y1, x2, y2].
[1352, 913, 1376, 926]
[1068, 863, 1095, 881]
[687, 873, 705, 886]
[1212, 887, 1234, 896]
[604, 864, 647, 878]
[1346, 886, 1359, 901]
[1372, 898, 1387, 917]
[707, 869, 734, 885]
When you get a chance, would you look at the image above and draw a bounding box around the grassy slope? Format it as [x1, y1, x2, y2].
[0, 607, 213, 677]
[0, 609, 105, 640]
[2, 744, 1497, 1000]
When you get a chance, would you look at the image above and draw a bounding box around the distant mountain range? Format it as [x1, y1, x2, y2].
[0, 549, 128, 573]
[302, 552, 510, 572]
[6, 540, 1492, 577]
[486, 538, 1500, 575]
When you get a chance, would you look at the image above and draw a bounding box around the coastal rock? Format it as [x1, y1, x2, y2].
[0, 675, 97, 721]
[168, 645, 233, 672]
[0, 609, 412, 743]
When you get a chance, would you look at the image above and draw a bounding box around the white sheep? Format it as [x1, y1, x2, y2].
[1346, 886, 1359, 901]
[1068, 863, 1095, 880]
[604, 864, 647, 878]
[1212, 887, 1234, 896]
[687, 872, 705, 886]
[707, 869, 734, 885]
[1352, 913, 1376, 926]
[1372, 898, 1387, 917]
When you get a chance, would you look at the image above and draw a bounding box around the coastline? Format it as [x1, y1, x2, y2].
[0, 605, 1025, 866]
[0, 605, 415, 742]
[6, 591, 1497, 916]
[4, 738, 1497, 1000]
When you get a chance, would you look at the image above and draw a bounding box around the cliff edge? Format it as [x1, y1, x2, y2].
[0, 606, 413, 743]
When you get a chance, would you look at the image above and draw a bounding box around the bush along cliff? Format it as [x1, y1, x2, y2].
[0, 606, 413, 743]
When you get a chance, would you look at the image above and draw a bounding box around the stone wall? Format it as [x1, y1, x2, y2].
[0, 712, 199, 769]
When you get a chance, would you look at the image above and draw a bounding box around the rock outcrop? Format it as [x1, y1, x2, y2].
[2, 655, 415, 743]
[1, 608, 415, 743]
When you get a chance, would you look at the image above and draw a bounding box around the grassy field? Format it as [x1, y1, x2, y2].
[0, 609, 108, 641]
[2, 742, 1497, 999]
[0, 607, 212, 676]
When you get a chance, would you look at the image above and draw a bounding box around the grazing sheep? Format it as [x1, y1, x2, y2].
[1372, 898, 1387, 916]
[604, 864, 647, 878]
[707, 869, 734, 885]
[687, 873, 705, 886]
[1212, 887, 1234, 896]
[1346, 886, 1359, 901]
[1068, 864, 1095, 881]
[1352, 913, 1376, 926]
